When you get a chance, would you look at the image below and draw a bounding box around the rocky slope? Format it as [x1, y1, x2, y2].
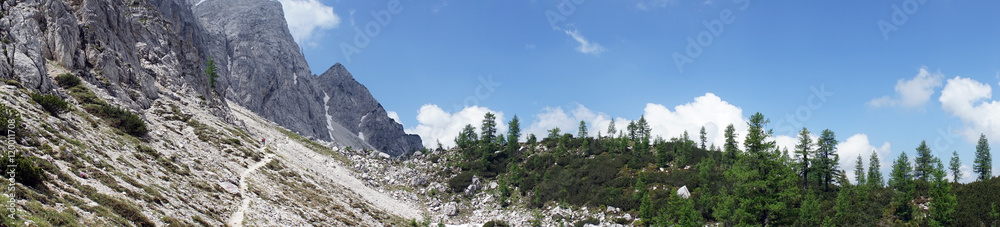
[190, 0, 422, 157]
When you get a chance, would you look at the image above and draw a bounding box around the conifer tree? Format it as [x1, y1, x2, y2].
[855, 155, 866, 186]
[867, 151, 883, 188]
[974, 133, 992, 181]
[949, 151, 962, 183]
[700, 126, 708, 150]
[795, 128, 814, 189]
[914, 140, 934, 181]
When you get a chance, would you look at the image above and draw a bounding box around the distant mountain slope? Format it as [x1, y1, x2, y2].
[190, 0, 421, 156]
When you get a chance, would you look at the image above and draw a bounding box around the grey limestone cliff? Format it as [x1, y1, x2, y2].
[191, 0, 421, 156]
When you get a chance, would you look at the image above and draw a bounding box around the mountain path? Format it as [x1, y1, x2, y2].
[226, 146, 275, 227]
[226, 101, 422, 222]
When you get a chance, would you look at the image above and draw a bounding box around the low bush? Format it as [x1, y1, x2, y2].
[55, 73, 81, 88]
[12, 154, 47, 188]
[0, 103, 26, 141]
[85, 104, 147, 137]
[448, 171, 475, 192]
[483, 220, 510, 227]
[30, 93, 69, 115]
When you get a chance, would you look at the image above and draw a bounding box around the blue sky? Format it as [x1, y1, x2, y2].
[277, 0, 1000, 183]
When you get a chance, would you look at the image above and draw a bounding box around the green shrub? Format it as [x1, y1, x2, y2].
[448, 171, 475, 192]
[0, 103, 26, 141]
[11, 154, 46, 188]
[68, 86, 105, 106]
[31, 93, 69, 115]
[85, 104, 147, 137]
[574, 217, 599, 227]
[483, 220, 510, 227]
[137, 145, 159, 159]
[55, 73, 81, 88]
[87, 192, 154, 226]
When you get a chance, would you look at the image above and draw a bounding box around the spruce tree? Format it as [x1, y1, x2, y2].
[867, 151, 883, 188]
[724, 112, 798, 225]
[974, 133, 992, 181]
[855, 155, 866, 186]
[930, 158, 956, 226]
[949, 151, 962, 183]
[795, 128, 814, 189]
[889, 152, 914, 221]
[700, 126, 708, 150]
[724, 124, 739, 163]
[815, 129, 840, 191]
[914, 140, 934, 181]
[506, 115, 521, 154]
[577, 120, 588, 139]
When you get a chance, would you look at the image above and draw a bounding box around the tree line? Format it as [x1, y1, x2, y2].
[441, 111, 998, 226]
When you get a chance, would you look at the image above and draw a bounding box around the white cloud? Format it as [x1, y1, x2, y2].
[277, 0, 341, 44]
[836, 134, 892, 185]
[636, 0, 677, 10]
[563, 29, 606, 56]
[940, 76, 1000, 143]
[524, 104, 623, 141]
[642, 93, 748, 147]
[522, 93, 748, 150]
[386, 111, 401, 125]
[404, 105, 506, 149]
[868, 67, 944, 109]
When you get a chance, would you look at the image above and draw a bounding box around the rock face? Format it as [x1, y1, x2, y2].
[316, 64, 423, 157]
[1, 0, 219, 110]
[191, 0, 422, 157]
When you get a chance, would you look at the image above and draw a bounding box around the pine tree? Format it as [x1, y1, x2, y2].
[889, 152, 914, 221]
[725, 112, 798, 225]
[637, 116, 651, 141]
[607, 120, 617, 139]
[546, 128, 561, 141]
[700, 126, 708, 150]
[800, 192, 821, 226]
[816, 129, 840, 191]
[795, 128, 814, 189]
[506, 115, 521, 154]
[867, 151, 883, 188]
[855, 155, 866, 186]
[930, 158, 956, 226]
[914, 140, 934, 181]
[627, 121, 637, 141]
[974, 133, 992, 181]
[577, 120, 588, 139]
[455, 124, 478, 149]
[949, 151, 962, 183]
[724, 124, 739, 163]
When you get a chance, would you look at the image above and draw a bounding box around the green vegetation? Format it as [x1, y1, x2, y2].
[438, 111, 996, 226]
[0, 103, 26, 142]
[86, 104, 147, 136]
[55, 73, 81, 88]
[10, 154, 47, 188]
[60, 73, 148, 137]
[206, 56, 218, 88]
[30, 93, 69, 115]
